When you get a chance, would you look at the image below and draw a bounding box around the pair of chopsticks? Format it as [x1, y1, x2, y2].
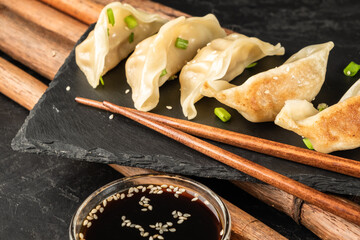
[75, 97, 360, 226]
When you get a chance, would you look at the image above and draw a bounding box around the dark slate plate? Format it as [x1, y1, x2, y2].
[12, 0, 360, 195]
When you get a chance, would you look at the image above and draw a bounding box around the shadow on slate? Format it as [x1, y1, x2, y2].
[11, 1, 360, 196]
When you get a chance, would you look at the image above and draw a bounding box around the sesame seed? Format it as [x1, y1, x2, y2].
[148, 205, 153, 211]
[121, 222, 126, 227]
[166, 188, 172, 192]
[126, 222, 131, 227]
[191, 197, 198, 201]
[157, 190, 163, 194]
[93, 214, 98, 220]
[273, 76, 278, 80]
[135, 225, 141, 229]
[177, 219, 184, 224]
[264, 90, 270, 94]
[220, 229, 224, 236]
[124, 220, 130, 223]
[79, 233, 84, 239]
[169, 228, 176, 232]
[122, 215, 126, 221]
[141, 208, 148, 211]
[174, 194, 179, 198]
[166, 106, 172, 110]
[103, 199, 107, 207]
[127, 193, 134, 197]
[137, 185, 144, 189]
[83, 220, 88, 226]
[125, 89, 130, 94]
[109, 114, 114, 120]
[140, 228, 144, 232]
[161, 184, 168, 188]
[87, 216, 93, 220]
[166, 222, 173, 226]
[172, 210, 177, 215]
[52, 50, 56, 57]
[149, 225, 156, 228]
[130, 224, 135, 228]
[91, 208, 97, 214]
[66, 86, 70, 91]
[183, 213, 191, 217]
[347, 70, 351, 76]
[143, 232, 149, 237]
[99, 207, 104, 213]
[96, 205, 101, 210]
[121, 193, 125, 199]
[149, 237, 153, 240]
[204, 200, 210, 205]
[87, 222, 92, 228]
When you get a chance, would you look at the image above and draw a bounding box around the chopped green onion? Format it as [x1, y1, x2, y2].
[107, 8, 115, 26]
[169, 75, 177, 80]
[246, 62, 258, 68]
[343, 61, 360, 77]
[124, 15, 138, 29]
[160, 69, 167, 77]
[99, 76, 105, 86]
[175, 37, 188, 49]
[128, 32, 134, 43]
[107, 28, 110, 36]
[317, 103, 328, 111]
[302, 138, 314, 150]
[214, 107, 231, 122]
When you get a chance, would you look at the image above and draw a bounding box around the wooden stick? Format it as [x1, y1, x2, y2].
[74, 97, 360, 178]
[0, 58, 47, 110]
[0, 4, 74, 80]
[101, 100, 360, 226]
[0, 0, 88, 43]
[38, 0, 103, 25]
[234, 181, 360, 240]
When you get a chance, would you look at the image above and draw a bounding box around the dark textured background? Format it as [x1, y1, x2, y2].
[2, 0, 360, 239]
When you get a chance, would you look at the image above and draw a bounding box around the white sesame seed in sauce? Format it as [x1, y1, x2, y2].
[66, 86, 70, 91]
[125, 89, 130, 94]
[109, 114, 114, 120]
[166, 105, 173, 110]
[273, 76, 278, 80]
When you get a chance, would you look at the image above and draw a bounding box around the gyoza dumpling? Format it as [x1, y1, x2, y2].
[75, 2, 167, 88]
[201, 42, 334, 122]
[180, 33, 285, 120]
[275, 79, 360, 153]
[126, 14, 226, 111]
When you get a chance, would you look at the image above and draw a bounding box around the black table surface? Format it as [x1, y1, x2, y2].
[2, 0, 360, 239]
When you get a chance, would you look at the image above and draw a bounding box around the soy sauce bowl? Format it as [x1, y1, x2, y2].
[69, 174, 231, 240]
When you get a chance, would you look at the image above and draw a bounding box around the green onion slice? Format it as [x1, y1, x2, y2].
[246, 62, 258, 68]
[128, 32, 134, 43]
[302, 138, 314, 150]
[343, 61, 360, 77]
[317, 103, 328, 111]
[124, 15, 138, 29]
[214, 107, 231, 122]
[175, 37, 188, 49]
[107, 8, 115, 26]
[99, 76, 105, 86]
[160, 69, 167, 77]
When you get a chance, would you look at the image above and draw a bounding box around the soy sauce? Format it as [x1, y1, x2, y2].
[79, 184, 223, 240]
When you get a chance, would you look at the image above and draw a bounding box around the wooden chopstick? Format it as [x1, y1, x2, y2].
[74, 97, 360, 178]
[97, 100, 360, 225]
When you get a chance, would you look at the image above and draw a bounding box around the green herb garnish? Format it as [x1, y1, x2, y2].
[246, 62, 258, 68]
[107, 8, 115, 26]
[343, 61, 360, 77]
[99, 76, 105, 86]
[317, 103, 328, 111]
[175, 37, 189, 49]
[214, 107, 231, 122]
[124, 15, 138, 29]
[129, 32, 134, 43]
[302, 138, 314, 150]
[160, 69, 167, 77]
[107, 28, 110, 36]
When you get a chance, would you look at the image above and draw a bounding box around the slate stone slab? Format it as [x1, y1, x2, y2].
[12, 0, 360, 195]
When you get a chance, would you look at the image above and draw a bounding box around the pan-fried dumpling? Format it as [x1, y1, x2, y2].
[275, 79, 360, 153]
[126, 14, 226, 111]
[201, 42, 334, 122]
[180, 33, 285, 120]
[75, 2, 167, 88]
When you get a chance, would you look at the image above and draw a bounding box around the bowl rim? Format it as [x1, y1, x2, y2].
[69, 173, 231, 240]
